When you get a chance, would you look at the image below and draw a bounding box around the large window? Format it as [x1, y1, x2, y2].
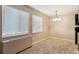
[32, 15, 43, 33]
[2, 6, 30, 37]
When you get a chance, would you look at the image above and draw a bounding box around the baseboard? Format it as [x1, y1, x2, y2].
[32, 36, 50, 45]
[49, 36, 74, 43]
[32, 36, 74, 45]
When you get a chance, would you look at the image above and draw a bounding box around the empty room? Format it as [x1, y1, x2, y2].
[0, 5, 79, 54]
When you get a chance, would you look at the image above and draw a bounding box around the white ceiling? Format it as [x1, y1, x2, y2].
[30, 5, 79, 17]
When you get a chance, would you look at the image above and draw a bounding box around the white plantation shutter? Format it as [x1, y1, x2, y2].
[2, 6, 30, 37]
[32, 15, 43, 33]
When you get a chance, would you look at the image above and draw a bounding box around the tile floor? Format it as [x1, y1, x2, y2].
[19, 37, 78, 54]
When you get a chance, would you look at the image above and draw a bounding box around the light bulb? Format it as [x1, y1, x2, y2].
[57, 18, 61, 21]
[52, 17, 61, 21]
[52, 18, 57, 21]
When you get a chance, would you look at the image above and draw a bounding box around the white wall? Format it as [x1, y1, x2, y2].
[50, 13, 77, 41]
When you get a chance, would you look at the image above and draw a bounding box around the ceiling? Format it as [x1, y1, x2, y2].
[30, 5, 79, 17]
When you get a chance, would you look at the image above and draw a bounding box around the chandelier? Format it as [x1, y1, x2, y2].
[52, 10, 61, 21]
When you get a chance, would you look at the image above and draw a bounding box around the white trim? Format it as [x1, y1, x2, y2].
[32, 36, 74, 45]
[3, 35, 32, 43]
[2, 32, 29, 38]
[49, 36, 74, 43]
[32, 37, 49, 45]
[77, 50, 79, 54]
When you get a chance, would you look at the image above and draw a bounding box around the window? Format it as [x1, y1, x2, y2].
[2, 6, 30, 37]
[32, 15, 43, 33]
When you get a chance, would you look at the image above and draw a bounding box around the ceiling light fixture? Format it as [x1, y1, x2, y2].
[52, 10, 61, 21]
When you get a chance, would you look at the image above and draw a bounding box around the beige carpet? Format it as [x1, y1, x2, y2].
[20, 37, 78, 54]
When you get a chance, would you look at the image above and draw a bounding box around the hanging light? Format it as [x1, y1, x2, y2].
[52, 10, 61, 21]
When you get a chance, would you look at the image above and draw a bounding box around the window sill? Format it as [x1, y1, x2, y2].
[2, 32, 29, 38]
[2, 34, 32, 43]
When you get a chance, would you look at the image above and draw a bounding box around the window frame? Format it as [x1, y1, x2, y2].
[32, 14, 43, 33]
[2, 6, 30, 38]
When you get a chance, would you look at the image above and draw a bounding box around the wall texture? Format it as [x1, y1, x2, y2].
[50, 13, 76, 41]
